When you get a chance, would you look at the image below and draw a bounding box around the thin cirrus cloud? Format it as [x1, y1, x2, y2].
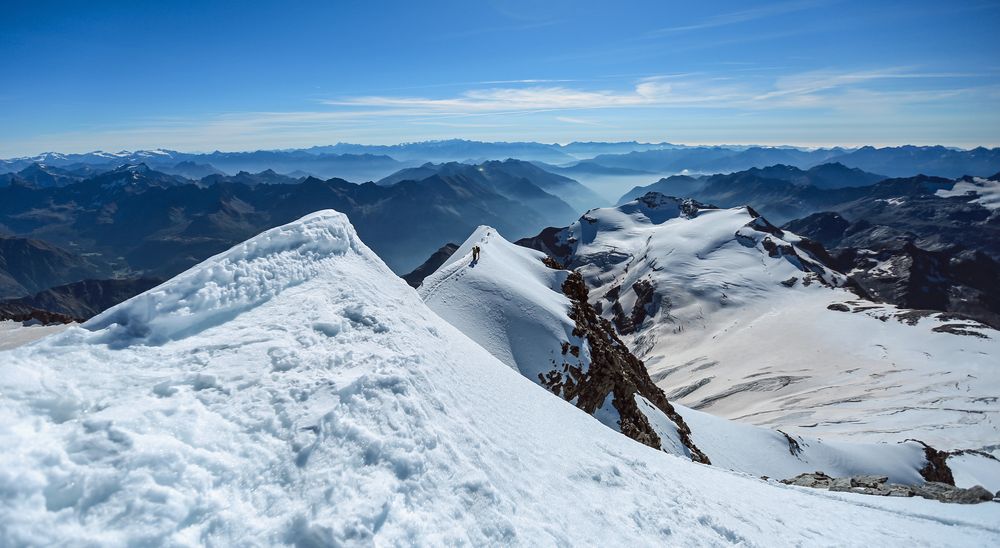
[649, 0, 831, 34]
[3, 68, 994, 155]
[323, 68, 983, 118]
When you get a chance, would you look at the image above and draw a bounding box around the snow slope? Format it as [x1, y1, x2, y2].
[419, 226, 578, 381]
[2, 211, 999, 545]
[528, 194, 1000, 453]
[419, 226, 969, 487]
[420, 227, 700, 458]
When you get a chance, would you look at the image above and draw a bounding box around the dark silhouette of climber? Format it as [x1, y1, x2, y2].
[472, 245, 481, 262]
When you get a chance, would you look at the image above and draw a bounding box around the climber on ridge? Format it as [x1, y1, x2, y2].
[472, 245, 481, 262]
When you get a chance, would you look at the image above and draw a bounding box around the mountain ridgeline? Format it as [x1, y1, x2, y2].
[0, 160, 591, 278]
[1, 142, 998, 331]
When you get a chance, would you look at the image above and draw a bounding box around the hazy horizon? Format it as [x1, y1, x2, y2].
[3, 139, 997, 161]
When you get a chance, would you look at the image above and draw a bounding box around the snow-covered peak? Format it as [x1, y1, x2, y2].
[134, 148, 174, 158]
[421, 225, 576, 376]
[551, 193, 845, 305]
[622, 192, 709, 219]
[423, 226, 711, 458]
[86, 210, 364, 345]
[113, 162, 151, 174]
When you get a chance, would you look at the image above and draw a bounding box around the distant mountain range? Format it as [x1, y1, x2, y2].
[617, 165, 1000, 327]
[0, 160, 596, 277]
[0, 150, 402, 183]
[618, 163, 891, 222]
[377, 159, 603, 213]
[0, 236, 112, 299]
[5, 142, 1000, 185]
[579, 145, 1000, 179]
[781, 174, 1000, 328]
[2, 142, 999, 326]
[0, 277, 161, 322]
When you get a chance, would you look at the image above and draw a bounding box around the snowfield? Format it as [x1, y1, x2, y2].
[530, 195, 1000, 455]
[1, 211, 998, 545]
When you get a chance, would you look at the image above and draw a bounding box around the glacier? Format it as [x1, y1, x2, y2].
[517, 194, 1000, 453]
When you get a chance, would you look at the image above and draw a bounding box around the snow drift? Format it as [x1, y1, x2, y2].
[1, 210, 998, 545]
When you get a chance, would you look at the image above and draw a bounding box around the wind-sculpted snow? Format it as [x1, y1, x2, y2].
[2, 211, 1000, 545]
[85, 210, 361, 345]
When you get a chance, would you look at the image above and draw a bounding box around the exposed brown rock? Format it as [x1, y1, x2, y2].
[557, 271, 710, 464]
[906, 439, 956, 485]
[611, 300, 633, 335]
[541, 256, 565, 270]
[630, 279, 657, 330]
[0, 307, 76, 325]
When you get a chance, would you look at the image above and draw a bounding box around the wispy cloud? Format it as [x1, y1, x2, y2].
[651, 0, 830, 34]
[753, 68, 976, 101]
[322, 68, 981, 118]
[555, 116, 601, 125]
[4, 68, 996, 156]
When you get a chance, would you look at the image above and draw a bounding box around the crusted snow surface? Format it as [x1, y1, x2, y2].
[546, 195, 1000, 453]
[2, 210, 1000, 545]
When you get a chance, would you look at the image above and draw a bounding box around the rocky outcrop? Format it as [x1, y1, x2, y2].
[907, 439, 956, 485]
[0, 307, 75, 325]
[547, 271, 710, 464]
[783, 182, 1000, 329]
[0, 236, 111, 299]
[401, 243, 459, 288]
[0, 277, 162, 321]
[515, 226, 573, 264]
[832, 243, 1000, 329]
[781, 472, 996, 504]
[606, 279, 660, 336]
[825, 299, 994, 337]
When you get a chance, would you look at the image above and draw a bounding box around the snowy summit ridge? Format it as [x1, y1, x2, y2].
[86, 210, 363, 345]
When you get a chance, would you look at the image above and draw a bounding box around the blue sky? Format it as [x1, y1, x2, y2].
[2, 0, 999, 156]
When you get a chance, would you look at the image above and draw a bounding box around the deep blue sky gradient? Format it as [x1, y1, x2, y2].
[2, 0, 998, 155]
